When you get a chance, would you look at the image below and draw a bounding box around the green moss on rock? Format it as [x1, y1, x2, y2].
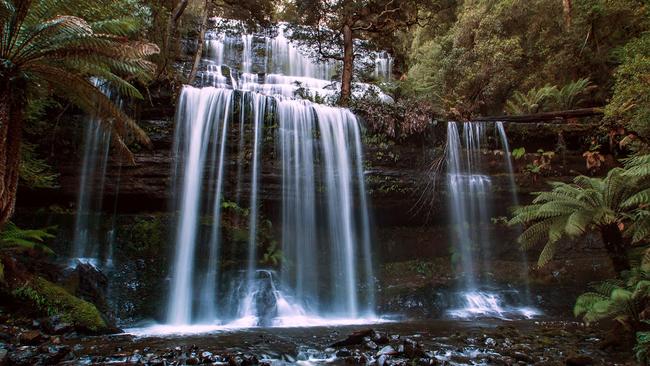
[14, 277, 107, 332]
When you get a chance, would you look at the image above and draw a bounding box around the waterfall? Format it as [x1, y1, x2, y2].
[373, 51, 393, 80]
[496, 121, 531, 302]
[446, 122, 490, 290]
[164, 23, 377, 328]
[168, 87, 234, 325]
[446, 122, 537, 319]
[70, 79, 115, 268]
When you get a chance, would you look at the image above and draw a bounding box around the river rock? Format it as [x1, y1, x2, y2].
[18, 330, 42, 345]
[332, 329, 374, 347]
[8, 346, 37, 365]
[484, 337, 496, 347]
[513, 351, 534, 363]
[374, 332, 390, 345]
[336, 348, 352, 357]
[377, 345, 398, 356]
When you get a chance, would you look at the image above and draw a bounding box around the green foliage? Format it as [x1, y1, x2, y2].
[1, 0, 158, 163]
[505, 79, 594, 115]
[125, 216, 166, 256]
[19, 143, 59, 189]
[573, 248, 650, 362]
[490, 216, 509, 226]
[512, 147, 526, 160]
[0, 222, 55, 254]
[552, 78, 594, 110]
[636, 324, 650, 365]
[574, 250, 650, 331]
[13, 277, 107, 332]
[510, 162, 650, 267]
[404, 0, 647, 117]
[222, 200, 250, 217]
[352, 93, 435, 139]
[606, 31, 650, 141]
[521, 149, 555, 182]
[505, 85, 558, 115]
[260, 241, 282, 267]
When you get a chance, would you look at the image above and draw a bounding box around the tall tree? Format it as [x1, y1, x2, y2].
[156, 0, 273, 80]
[0, 0, 158, 227]
[290, 0, 432, 106]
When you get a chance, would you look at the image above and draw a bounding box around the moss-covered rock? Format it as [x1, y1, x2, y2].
[12, 277, 108, 333]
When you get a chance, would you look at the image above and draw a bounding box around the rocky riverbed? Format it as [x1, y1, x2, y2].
[0, 319, 635, 365]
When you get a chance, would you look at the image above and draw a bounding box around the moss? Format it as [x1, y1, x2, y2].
[14, 277, 107, 332]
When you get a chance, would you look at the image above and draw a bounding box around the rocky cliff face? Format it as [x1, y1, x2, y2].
[13, 48, 615, 320]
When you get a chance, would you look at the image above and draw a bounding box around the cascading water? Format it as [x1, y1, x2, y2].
[373, 51, 393, 81]
[162, 22, 377, 330]
[446, 122, 537, 319]
[70, 79, 116, 268]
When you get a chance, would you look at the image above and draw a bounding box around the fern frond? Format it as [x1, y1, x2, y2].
[0, 222, 55, 254]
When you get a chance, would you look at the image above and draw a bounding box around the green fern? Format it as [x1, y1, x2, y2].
[510, 165, 650, 268]
[505, 85, 558, 114]
[635, 326, 650, 365]
[0, 0, 159, 164]
[550, 78, 595, 110]
[574, 268, 649, 327]
[0, 222, 56, 254]
[19, 143, 59, 189]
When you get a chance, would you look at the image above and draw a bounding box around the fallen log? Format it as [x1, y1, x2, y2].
[473, 107, 604, 123]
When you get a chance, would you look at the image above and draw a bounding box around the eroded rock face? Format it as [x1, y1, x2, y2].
[13, 79, 614, 322]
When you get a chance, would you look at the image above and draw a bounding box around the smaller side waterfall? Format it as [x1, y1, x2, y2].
[373, 51, 393, 80]
[71, 80, 117, 268]
[446, 121, 538, 319]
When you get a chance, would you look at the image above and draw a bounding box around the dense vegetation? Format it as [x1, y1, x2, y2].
[1, 0, 650, 362]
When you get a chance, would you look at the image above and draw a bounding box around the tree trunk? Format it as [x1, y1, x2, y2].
[601, 223, 630, 273]
[0, 84, 23, 228]
[340, 23, 354, 107]
[188, 0, 210, 84]
[473, 107, 603, 122]
[159, 0, 189, 78]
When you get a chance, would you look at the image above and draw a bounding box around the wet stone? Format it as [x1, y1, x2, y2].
[365, 341, 378, 350]
[18, 330, 42, 345]
[377, 345, 398, 356]
[336, 348, 352, 357]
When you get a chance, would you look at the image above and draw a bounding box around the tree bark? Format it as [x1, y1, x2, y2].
[601, 223, 630, 273]
[159, 0, 189, 78]
[340, 22, 354, 107]
[188, 0, 210, 84]
[0, 83, 24, 228]
[473, 107, 603, 122]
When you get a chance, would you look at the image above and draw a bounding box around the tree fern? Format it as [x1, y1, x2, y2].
[510, 165, 650, 269]
[505, 84, 558, 115]
[1, 0, 157, 159]
[0, 221, 55, 254]
[550, 78, 594, 110]
[0, 0, 159, 226]
[624, 154, 650, 178]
